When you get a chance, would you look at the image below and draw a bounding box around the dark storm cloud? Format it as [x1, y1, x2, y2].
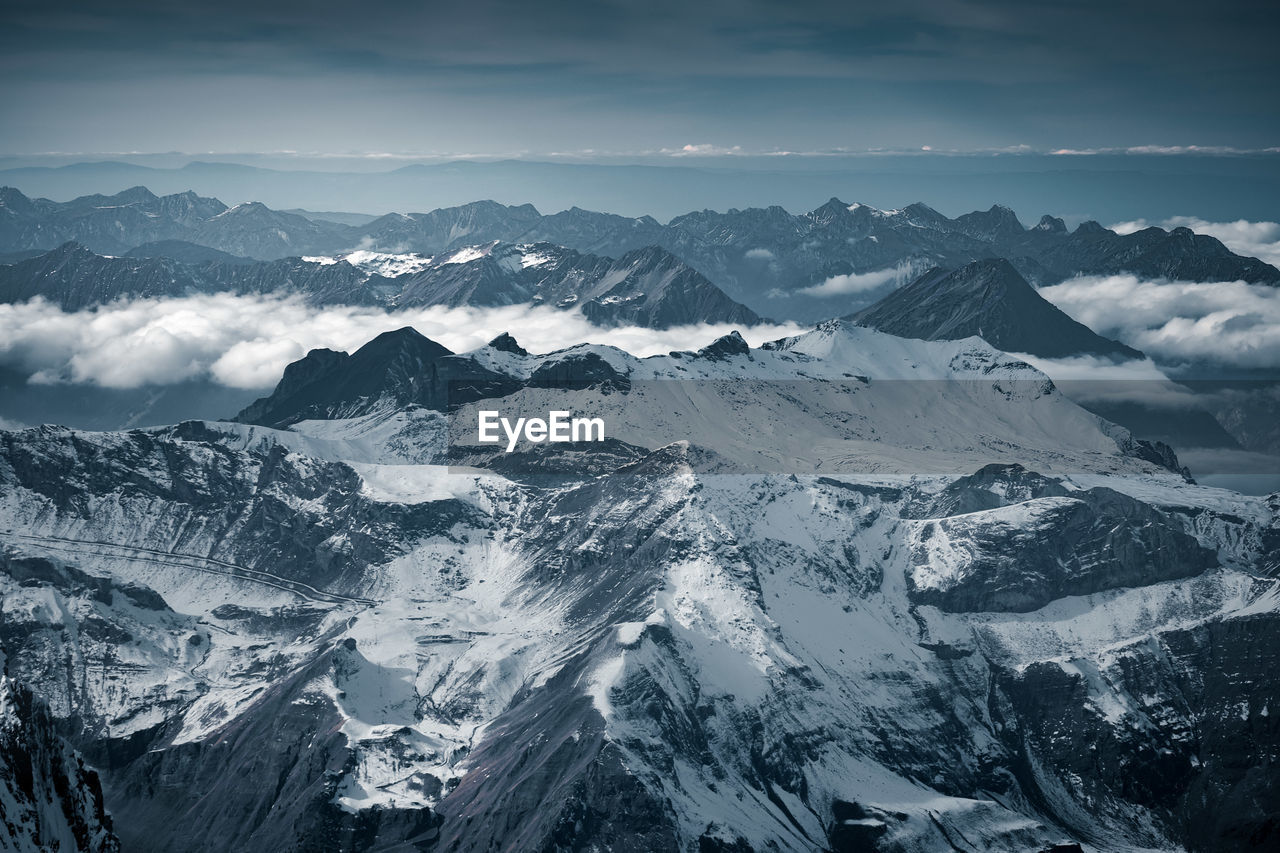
[0, 0, 1277, 155]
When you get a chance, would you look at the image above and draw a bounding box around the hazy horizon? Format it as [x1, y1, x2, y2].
[5, 151, 1280, 223]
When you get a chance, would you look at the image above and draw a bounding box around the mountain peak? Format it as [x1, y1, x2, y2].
[356, 326, 452, 361]
[224, 201, 270, 214]
[487, 332, 528, 356]
[808, 197, 856, 223]
[48, 240, 95, 258]
[955, 204, 1025, 239]
[849, 258, 1142, 360]
[697, 330, 751, 360]
[1034, 214, 1067, 233]
[112, 185, 160, 204]
[0, 186, 35, 211]
[899, 202, 950, 227]
[234, 327, 457, 427]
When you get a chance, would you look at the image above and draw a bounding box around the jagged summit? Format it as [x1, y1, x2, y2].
[487, 332, 528, 355]
[696, 330, 751, 360]
[849, 257, 1143, 359]
[1034, 214, 1068, 233]
[954, 204, 1026, 240]
[230, 326, 529, 428]
[234, 327, 458, 427]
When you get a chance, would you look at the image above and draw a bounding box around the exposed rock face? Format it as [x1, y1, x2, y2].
[848, 258, 1143, 359]
[1, 327, 1277, 852]
[0, 672, 120, 852]
[101, 647, 444, 853]
[906, 485, 1217, 612]
[233, 327, 521, 428]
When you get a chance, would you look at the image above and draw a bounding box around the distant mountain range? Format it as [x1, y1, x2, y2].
[3, 186, 1275, 322]
[0, 239, 760, 329]
[3, 154, 1280, 225]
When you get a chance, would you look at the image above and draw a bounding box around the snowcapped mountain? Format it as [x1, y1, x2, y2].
[3, 187, 1275, 324]
[0, 239, 760, 328]
[2, 321, 1275, 851]
[848, 258, 1144, 359]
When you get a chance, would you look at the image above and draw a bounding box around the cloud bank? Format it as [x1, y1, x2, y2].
[1037, 274, 1280, 370]
[0, 295, 804, 391]
[797, 265, 914, 298]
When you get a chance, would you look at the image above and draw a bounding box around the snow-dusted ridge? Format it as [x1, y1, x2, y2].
[0, 321, 1277, 851]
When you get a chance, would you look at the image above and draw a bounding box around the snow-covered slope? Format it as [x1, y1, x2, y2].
[0, 668, 120, 852]
[1, 325, 1276, 852]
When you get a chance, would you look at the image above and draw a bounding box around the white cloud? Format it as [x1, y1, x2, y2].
[797, 265, 913, 297]
[0, 415, 29, 431]
[1037, 274, 1280, 370]
[0, 295, 804, 390]
[664, 143, 744, 157]
[744, 248, 775, 261]
[1004, 353, 1169, 383]
[1050, 146, 1280, 156]
[1109, 216, 1280, 268]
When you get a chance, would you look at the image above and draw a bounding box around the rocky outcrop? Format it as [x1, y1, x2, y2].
[0, 673, 120, 852]
[907, 484, 1217, 612]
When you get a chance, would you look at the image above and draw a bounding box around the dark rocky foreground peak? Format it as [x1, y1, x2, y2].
[696, 330, 752, 360]
[234, 327, 523, 427]
[849, 258, 1144, 359]
[0, 671, 120, 852]
[487, 332, 528, 355]
[232, 327, 443, 427]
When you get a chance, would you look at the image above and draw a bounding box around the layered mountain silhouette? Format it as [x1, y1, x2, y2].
[848, 258, 1143, 359]
[2, 187, 1275, 323]
[0, 239, 761, 328]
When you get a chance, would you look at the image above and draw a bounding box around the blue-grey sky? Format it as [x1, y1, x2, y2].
[2, 0, 1277, 158]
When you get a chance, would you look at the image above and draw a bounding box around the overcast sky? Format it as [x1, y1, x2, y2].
[2, 0, 1277, 158]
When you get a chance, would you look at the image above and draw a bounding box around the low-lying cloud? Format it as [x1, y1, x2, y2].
[797, 265, 911, 297]
[0, 295, 804, 390]
[1109, 217, 1280, 268]
[1037, 274, 1280, 370]
[1005, 353, 1170, 383]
